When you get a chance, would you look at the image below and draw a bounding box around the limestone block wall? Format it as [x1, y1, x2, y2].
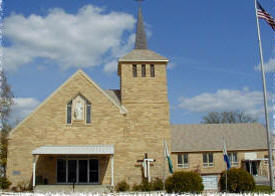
[119, 63, 168, 104]
[7, 72, 126, 187]
[7, 70, 171, 187]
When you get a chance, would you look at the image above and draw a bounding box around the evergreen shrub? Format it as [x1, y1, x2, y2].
[0, 177, 11, 189]
[131, 178, 164, 191]
[220, 168, 255, 193]
[165, 171, 204, 193]
[115, 180, 130, 192]
[151, 177, 164, 190]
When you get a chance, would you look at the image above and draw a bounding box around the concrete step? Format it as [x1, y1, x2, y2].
[34, 185, 112, 193]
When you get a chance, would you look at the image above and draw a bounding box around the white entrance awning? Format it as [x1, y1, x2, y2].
[32, 145, 114, 155]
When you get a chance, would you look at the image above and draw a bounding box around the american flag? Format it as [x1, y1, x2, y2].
[257, 1, 275, 31]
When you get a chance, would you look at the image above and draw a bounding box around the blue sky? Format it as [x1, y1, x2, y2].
[2, 0, 275, 128]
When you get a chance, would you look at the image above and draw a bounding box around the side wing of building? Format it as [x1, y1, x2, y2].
[170, 123, 268, 190]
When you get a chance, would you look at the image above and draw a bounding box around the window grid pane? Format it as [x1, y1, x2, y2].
[209, 153, 213, 163]
[178, 154, 183, 165]
[203, 153, 207, 163]
[184, 154, 188, 164]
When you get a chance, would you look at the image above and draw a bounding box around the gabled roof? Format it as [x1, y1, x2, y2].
[119, 49, 168, 63]
[171, 123, 267, 152]
[9, 70, 127, 138]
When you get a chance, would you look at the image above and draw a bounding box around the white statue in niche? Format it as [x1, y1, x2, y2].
[74, 100, 83, 120]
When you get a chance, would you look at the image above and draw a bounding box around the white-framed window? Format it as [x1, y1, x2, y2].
[203, 153, 214, 167]
[228, 152, 238, 166]
[177, 153, 189, 168]
[66, 96, 91, 124]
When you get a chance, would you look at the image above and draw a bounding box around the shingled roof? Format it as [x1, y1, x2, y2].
[119, 49, 168, 62]
[104, 89, 121, 105]
[171, 123, 267, 152]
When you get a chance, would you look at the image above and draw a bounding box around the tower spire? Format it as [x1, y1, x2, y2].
[135, 7, 147, 49]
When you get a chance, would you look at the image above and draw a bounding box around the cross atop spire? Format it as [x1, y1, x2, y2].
[135, 7, 147, 49]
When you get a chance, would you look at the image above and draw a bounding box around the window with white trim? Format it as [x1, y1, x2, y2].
[228, 152, 238, 166]
[203, 153, 214, 167]
[177, 153, 189, 168]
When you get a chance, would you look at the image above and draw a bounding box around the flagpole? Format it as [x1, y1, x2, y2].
[254, 0, 274, 190]
[223, 137, 228, 192]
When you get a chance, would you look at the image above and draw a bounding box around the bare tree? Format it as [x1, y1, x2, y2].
[0, 69, 14, 177]
[201, 111, 257, 124]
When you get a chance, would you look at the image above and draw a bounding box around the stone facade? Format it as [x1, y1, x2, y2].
[7, 61, 170, 188]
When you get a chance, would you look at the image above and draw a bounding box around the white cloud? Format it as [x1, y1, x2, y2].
[103, 33, 135, 73]
[3, 5, 136, 72]
[254, 57, 275, 72]
[10, 97, 40, 125]
[178, 88, 266, 117]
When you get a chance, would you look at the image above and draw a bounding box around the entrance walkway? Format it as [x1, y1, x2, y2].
[254, 176, 269, 185]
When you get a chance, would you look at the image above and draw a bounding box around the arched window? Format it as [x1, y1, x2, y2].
[67, 101, 72, 124]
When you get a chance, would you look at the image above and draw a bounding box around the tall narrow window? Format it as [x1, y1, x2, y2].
[142, 64, 146, 77]
[133, 64, 137, 77]
[150, 64, 155, 77]
[86, 101, 91, 124]
[67, 101, 72, 124]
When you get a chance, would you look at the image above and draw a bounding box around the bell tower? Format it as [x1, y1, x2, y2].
[117, 3, 171, 184]
[118, 7, 169, 105]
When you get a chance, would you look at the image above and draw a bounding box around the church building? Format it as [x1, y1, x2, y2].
[6, 7, 269, 192]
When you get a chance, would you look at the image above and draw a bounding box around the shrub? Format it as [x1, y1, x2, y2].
[151, 177, 164, 190]
[139, 179, 152, 191]
[165, 171, 204, 193]
[115, 180, 130, 192]
[131, 178, 164, 192]
[132, 183, 141, 191]
[16, 180, 32, 192]
[220, 168, 255, 193]
[254, 185, 273, 193]
[0, 177, 11, 189]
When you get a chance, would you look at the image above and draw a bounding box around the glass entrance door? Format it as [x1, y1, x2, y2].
[89, 159, 99, 183]
[79, 160, 88, 183]
[57, 158, 99, 184]
[68, 160, 77, 183]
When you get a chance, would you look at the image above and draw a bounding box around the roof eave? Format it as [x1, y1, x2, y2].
[118, 59, 169, 63]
